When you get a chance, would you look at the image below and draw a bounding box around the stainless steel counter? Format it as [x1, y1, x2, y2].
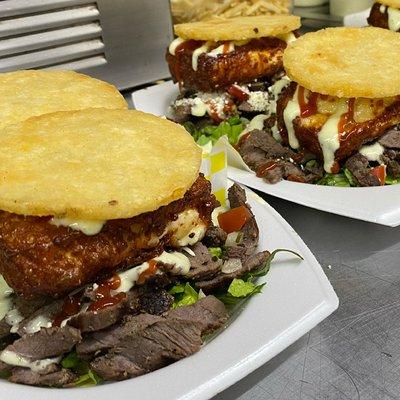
[214, 193, 400, 400]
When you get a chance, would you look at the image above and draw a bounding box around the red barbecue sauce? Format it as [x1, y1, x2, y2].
[298, 86, 319, 117]
[88, 274, 125, 313]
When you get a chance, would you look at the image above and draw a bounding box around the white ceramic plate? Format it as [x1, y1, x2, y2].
[132, 81, 400, 227]
[1, 186, 338, 400]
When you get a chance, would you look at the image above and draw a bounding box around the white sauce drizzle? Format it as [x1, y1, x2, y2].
[239, 114, 269, 140]
[271, 124, 282, 142]
[50, 217, 105, 236]
[283, 86, 301, 149]
[24, 315, 53, 334]
[211, 206, 228, 227]
[318, 100, 347, 172]
[168, 37, 185, 55]
[0, 276, 13, 321]
[154, 251, 190, 275]
[191, 97, 208, 117]
[192, 42, 210, 71]
[0, 350, 60, 372]
[5, 308, 24, 333]
[380, 4, 386, 13]
[388, 6, 400, 31]
[359, 142, 384, 163]
[207, 42, 235, 57]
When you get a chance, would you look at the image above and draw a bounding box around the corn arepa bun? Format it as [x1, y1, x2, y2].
[0, 70, 127, 130]
[174, 15, 301, 41]
[283, 27, 400, 98]
[0, 109, 201, 220]
[379, 0, 400, 8]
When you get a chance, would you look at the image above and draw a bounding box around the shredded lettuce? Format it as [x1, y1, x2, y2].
[183, 116, 245, 146]
[317, 172, 352, 187]
[386, 175, 400, 185]
[208, 247, 222, 259]
[61, 351, 102, 387]
[169, 282, 199, 308]
[227, 278, 265, 298]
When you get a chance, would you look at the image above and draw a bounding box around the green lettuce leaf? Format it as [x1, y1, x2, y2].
[317, 172, 351, 187]
[208, 247, 222, 259]
[61, 351, 102, 387]
[183, 115, 245, 146]
[169, 282, 199, 308]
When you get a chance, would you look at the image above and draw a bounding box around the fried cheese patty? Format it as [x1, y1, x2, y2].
[0, 175, 216, 298]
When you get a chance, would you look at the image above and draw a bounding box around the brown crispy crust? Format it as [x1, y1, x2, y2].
[368, 3, 393, 30]
[277, 82, 400, 166]
[0, 175, 217, 299]
[166, 37, 286, 93]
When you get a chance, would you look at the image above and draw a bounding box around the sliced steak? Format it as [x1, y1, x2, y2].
[0, 360, 10, 373]
[76, 314, 161, 357]
[9, 367, 76, 387]
[379, 128, 400, 149]
[345, 153, 380, 187]
[0, 319, 10, 342]
[186, 242, 222, 281]
[382, 149, 400, 179]
[17, 299, 64, 336]
[167, 295, 228, 334]
[195, 251, 270, 292]
[202, 226, 227, 247]
[228, 183, 247, 208]
[90, 354, 145, 381]
[68, 299, 127, 333]
[6, 326, 81, 360]
[91, 318, 201, 380]
[238, 129, 296, 170]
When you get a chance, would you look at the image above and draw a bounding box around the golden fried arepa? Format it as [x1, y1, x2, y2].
[0, 70, 127, 130]
[166, 15, 301, 92]
[277, 27, 400, 173]
[0, 109, 216, 298]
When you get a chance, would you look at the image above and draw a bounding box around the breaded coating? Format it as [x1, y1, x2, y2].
[0, 176, 217, 299]
[166, 37, 286, 92]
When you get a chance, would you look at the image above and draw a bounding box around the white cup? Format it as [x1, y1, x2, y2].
[330, 0, 374, 16]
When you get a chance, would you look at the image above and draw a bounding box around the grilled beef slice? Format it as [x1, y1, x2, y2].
[195, 251, 270, 292]
[185, 242, 222, 281]
[9, 367, 77, 387]
[76, 296, 227, 380]
[6, 326, 81, 360]
[345, 153, 380, 187]
[379, 128, 400, 149]
[202, 226, 227, 247]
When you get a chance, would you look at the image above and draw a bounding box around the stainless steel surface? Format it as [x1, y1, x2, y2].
[0, 0, 173, 89]
[213, 193, 400, 400]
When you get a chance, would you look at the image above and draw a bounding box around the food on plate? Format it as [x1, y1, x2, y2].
[368, 0, 400, 31]
[236, 27, 400, 186]
[166, 15, 300, 136]
[0, 108, 276, 387]
[0, 70, 127, 130]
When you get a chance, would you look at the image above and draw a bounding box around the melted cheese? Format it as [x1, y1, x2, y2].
[0, 350, 60, 372]
[318, 100, 347, 172]
[168, 209, 207, 246]
[283, 86, 301, 149]
[0, 276, 13, 321]
[169, 37, 185, 55]
[388, 6, 400, 31]
[192, 42, 210, 71]
[359, 142, 384, 162]
[276, 32, 296, 44]
[50, 217, 105, 235]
